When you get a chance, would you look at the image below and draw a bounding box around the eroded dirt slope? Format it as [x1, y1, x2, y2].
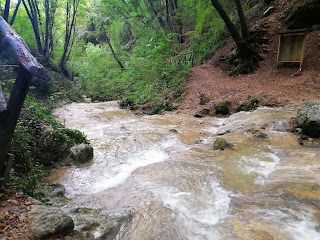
[179, 0, 320, 114]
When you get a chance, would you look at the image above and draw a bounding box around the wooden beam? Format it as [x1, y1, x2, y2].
[0, 16, 49, 79]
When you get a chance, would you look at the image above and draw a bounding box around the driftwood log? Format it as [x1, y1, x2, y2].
[0, 16, 49, 184]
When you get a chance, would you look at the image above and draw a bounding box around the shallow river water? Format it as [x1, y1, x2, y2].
[52, 102, 320, 240]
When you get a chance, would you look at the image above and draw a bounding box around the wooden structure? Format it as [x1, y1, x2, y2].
[277, 29, 308, 71]
[0, 16, 49, 186]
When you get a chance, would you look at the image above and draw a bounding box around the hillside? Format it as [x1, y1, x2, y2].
[179, 0, 320, 115]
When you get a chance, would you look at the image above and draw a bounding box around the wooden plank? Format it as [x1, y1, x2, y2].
[0, 16, 49, 79]
[277, 31, 307, 70]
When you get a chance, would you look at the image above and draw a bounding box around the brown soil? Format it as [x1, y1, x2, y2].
[0, 191, 36, 240]
[179, 0, 320, 115]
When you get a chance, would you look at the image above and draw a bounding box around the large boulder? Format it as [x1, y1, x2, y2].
[71, 207, 132, 239]
[69, 143, 94, 163]
[29, 206, 75, 239]
[297, 101, 320, 137]
[284, 0, 320, 29]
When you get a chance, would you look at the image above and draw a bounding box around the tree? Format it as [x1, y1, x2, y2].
[0, 17, 48, 186]
[59, 0, 79, 77]
[22, 0, 58, 59]
[209, 0, 264, 74]
[1, 0, 22, 25]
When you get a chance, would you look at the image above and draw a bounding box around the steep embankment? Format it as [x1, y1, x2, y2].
[179, 0, 320, 115]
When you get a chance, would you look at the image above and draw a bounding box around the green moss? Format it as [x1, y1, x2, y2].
[213, 137, 231, 150]
[199, 93, 209, 105]
[212, 100, 230, 115]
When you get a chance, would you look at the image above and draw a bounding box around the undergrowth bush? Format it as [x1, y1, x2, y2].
[2, 82, 87, 199]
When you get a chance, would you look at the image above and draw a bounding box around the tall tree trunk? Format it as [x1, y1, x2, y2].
[9, 0, 22, 25]
[105, 34, 125, 71]
[0, 68, 32, 178]
[59, 0, 78, 76]
[145, 0, 166, 29]
[234, 0, 249, 40]
[43, 0, 50, 56]
[3, 0, 10, 22]
[209, 0, 242, 48]
[22, 0, 43, 53]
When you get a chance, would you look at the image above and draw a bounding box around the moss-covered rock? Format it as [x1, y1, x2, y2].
[246, 129, 268, 140]
[194, 108, 210, 118]
[212, 100, 230, 116]
[284, 0, 320, 29]
[297, 101, 320, 137]
[213, 137, 231, 150]
[29, 206, 74, 239]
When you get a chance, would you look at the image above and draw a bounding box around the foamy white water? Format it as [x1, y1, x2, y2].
[52, 102, 320, 240]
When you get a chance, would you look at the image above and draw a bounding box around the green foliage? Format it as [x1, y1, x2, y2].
[10, 164, 48, 200]
[212, 100, 230, 115]
[119, 98, 134, 109]
[59, 129, 87, 145]
[2, 81, 87, 196]
[150, 100, 174, 115]
[248, 95, 260, 108]
[236, 95, 260, 112]
[199, 93, 209, 105]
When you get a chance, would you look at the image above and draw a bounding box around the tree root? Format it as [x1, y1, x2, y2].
[222, 27, 269, 75]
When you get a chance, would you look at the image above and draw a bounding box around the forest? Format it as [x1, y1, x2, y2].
[1, 0, 320, 239]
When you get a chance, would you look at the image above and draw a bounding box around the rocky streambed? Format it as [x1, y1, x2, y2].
[31, 102, 320, 239]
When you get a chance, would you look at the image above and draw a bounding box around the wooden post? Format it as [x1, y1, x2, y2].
[0, 16, 48, 186]
[0, 68, 33, 177]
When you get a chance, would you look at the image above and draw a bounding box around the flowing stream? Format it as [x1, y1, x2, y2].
[52, 102, 320, 240]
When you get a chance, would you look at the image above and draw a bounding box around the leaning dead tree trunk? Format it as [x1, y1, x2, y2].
[0, 16, 49, 187]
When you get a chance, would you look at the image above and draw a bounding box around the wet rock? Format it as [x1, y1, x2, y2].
[213, 137, 231, 150]
[212, 100, 230, 116]
[45, 183, 66, 197]
[194, 108, 210, 118]
[42, 183, 69, 206]
[71, 207, 132, 239]
[246, 129, 268, 139]
[67, 143, 94, 164]
[284, 0, 320, 29]
[84, 97, 92, 103]
[195, 139, 204, 144]
[169, 129, 178, 133]
[297, 101, 320, 137]
[64, 230, 85, 240]
[29, 206, 74, 239]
